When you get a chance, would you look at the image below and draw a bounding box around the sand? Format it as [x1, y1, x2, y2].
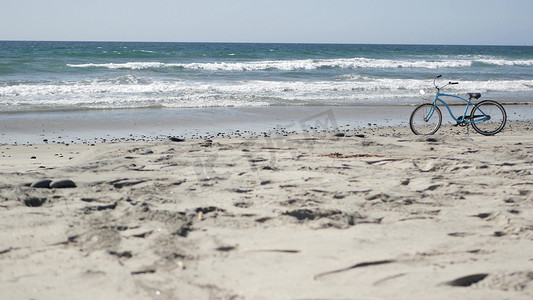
[1, 122, 532, 299]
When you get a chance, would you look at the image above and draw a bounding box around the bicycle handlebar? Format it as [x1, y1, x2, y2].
[433, 75, 459, 90]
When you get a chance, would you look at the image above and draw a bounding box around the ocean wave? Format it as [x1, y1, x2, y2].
[67, 57, 475, 71]
[67, 62, 169, 70]
[2, 78, 533, 98]
[476, 59, 533, 66]
[2, 77, 533, 112]
[66, 56, 533, 72]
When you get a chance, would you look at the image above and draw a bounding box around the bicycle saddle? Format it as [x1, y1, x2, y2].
[468, 93, 481, 99]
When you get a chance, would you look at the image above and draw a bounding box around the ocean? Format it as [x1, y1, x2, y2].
[1, 41, 532, 144]
[1, 41, 533, 112]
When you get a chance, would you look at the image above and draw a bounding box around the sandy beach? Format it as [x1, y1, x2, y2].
[1, 120, 532, 299]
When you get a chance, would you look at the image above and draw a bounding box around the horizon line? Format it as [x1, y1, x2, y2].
[0, 39, 531, 47]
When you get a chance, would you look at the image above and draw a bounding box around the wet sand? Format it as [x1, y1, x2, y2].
[2, 104, 532, 144]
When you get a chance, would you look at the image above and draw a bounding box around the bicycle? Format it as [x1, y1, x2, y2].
[409, 75, 507, 136]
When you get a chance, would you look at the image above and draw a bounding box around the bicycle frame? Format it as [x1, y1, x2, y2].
[425, 91, 488, 124]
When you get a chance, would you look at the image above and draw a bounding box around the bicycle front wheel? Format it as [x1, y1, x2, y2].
[410, 103, 442, 135]
[470, 100, 507, 136]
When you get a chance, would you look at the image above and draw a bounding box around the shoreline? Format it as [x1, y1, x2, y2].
[2, 104, 533, 145]
[1, 121, 532, 299]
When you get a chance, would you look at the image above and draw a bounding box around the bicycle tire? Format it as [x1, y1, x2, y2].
[470, 100, 507, 136]
[410, 103, 442, 135]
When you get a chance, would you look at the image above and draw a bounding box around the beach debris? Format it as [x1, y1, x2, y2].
[366, 193, 390, 201]
[373, 273, 408, 286]
[131, 268, 156, 275]
[247, 249, 300, 254]
[472, 213, 492, 219]
[50, 179, 77, 188]
[326, 153, 383, 159]
[401, 179, 410, 185]
[108, 178, 146, 189]
[108, 250, 133, 259]
[83, 201, 118, 213]
[363, 158, 401, 165]
[0, 247, 20, 255]
[216, 246, 236, 252]
[314, 259, 395, 280]
[413, 161, 437, 172]
[195, 206, 226, 214]
[255, 217, 272, 223]
[283, 208, 381, 228]
[30, 179, 52, 188]
[234, 201, 252, 208]
[446, 273, 489, 287]
[283, 208, 341, 221]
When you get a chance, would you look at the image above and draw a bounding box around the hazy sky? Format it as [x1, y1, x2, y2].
[1, 0, 532, 45]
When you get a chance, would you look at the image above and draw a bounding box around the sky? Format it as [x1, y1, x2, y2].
[1, 0, 533, 45]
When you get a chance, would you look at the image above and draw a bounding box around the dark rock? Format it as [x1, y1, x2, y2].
[24, 197, 46, 207]
[50, 179, 77, 189]
[31, 179, 52, 188]
[169, 137, 185, 142]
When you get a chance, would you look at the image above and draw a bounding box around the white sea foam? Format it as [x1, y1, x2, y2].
[477, 59, 533, 66]
[68, 62, 166, 70]
[2, 77, 532, 111]
[67, 56, 533, 71]
[67, 57, 474, 71]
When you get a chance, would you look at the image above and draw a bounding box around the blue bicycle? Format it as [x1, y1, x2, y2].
[410, 75, 507, 136]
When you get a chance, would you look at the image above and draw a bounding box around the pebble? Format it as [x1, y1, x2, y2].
[31, 179, 52, 188]
[50, 179, 77, 189]
[24, 197, 46, 207]
[169, 137, 185, 142]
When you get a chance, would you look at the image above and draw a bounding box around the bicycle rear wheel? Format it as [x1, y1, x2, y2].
[410, 103, 442, 135]
[470, 100, 506, 136]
